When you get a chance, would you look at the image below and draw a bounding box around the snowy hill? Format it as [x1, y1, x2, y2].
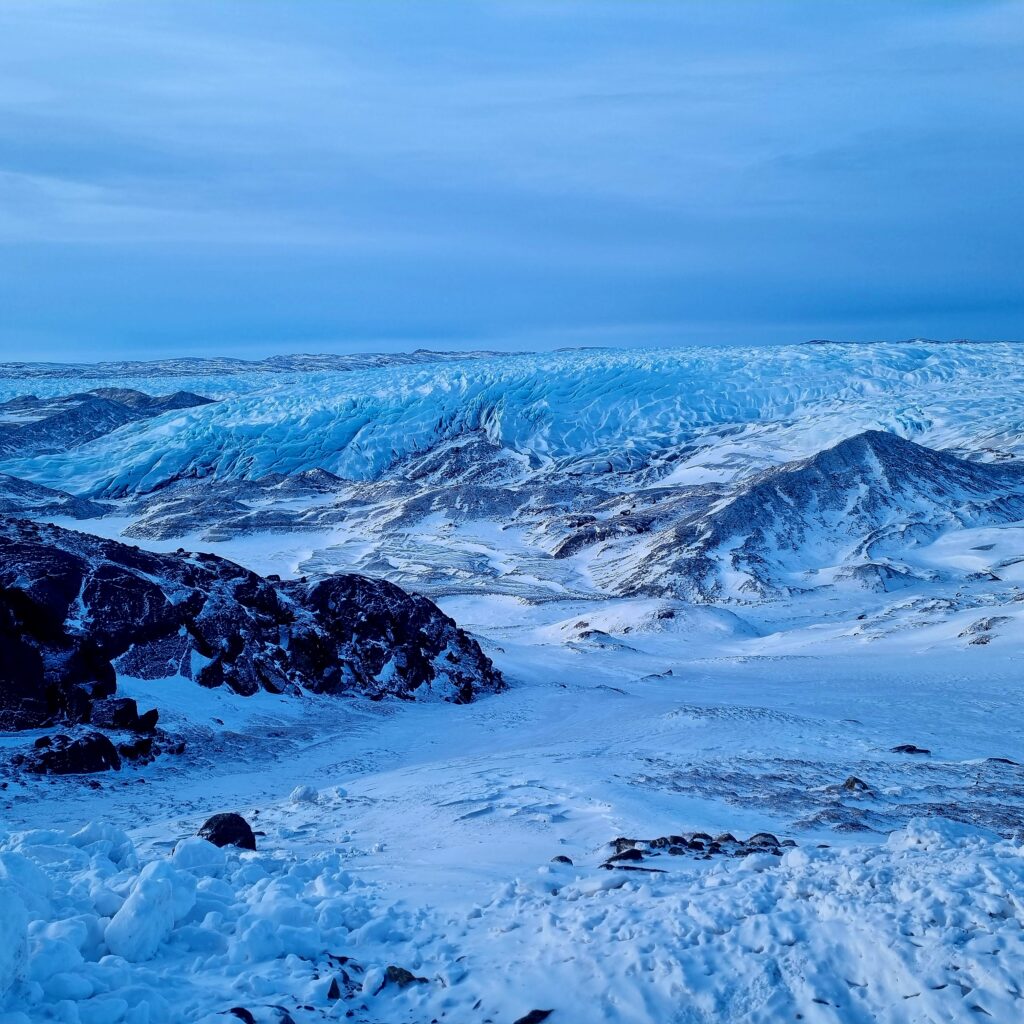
[624, 430, 1024, 601]
[3, 343, 1024, 614]
[0, 388, 213, 457]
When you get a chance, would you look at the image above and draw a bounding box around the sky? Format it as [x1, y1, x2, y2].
[1, 0, 1022, 360]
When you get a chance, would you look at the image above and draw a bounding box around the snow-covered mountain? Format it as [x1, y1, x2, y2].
[2, 343, 1024, 611]
[0, 388, 213, 457]
[621, 430, 1024, 601]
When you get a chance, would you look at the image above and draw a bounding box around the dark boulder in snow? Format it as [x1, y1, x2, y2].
[0, 516, 503, 730]
[513, 1013, 554, 1024]
[377, 966, 428, 992]
[841, 775, 871, 793]
[90, 697, 158, 732]
[197, 812, 257, 851]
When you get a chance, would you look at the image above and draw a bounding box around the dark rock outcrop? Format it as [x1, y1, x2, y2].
[15, 732, 122, 774]
[0, 516, 503, 730]
[604, 830, 795, 866]
[0, 388, 214, 457]
[0, 473, 113, 520]
[90, 697, 157, 732]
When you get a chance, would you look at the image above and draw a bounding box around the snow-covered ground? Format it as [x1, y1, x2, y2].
[3, 343, 1024, 1022]
[4, 601, 1024, 1023]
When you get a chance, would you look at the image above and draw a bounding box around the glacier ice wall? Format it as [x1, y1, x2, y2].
[1, 342, 1022, 496]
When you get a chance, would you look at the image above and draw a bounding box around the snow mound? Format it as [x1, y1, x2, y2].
[541, 599, 757, 642]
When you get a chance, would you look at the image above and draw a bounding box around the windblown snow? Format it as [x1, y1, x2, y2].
[2, 342, 1024, 1023]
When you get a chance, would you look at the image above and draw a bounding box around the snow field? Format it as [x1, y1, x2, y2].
[1, 817, 1022, 1023]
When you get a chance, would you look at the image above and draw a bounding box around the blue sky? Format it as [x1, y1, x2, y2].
[1, 1, 1022, 359]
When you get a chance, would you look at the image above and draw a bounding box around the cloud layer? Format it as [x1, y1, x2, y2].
[1, 1, 1022, 357]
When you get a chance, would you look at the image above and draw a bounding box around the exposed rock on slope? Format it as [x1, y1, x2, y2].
[0, 388, 213, 456]
[624, 431, 1024, 602]
[0, 473, 113, 520]
[0, 517, 503, 730]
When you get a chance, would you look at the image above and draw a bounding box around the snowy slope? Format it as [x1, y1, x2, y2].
[622, 430, 1024, 601]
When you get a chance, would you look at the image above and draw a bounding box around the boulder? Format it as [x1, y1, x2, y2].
[91, 697, 141, 730]
[378, 965, 428, 991]
[197, 813, 256, 851]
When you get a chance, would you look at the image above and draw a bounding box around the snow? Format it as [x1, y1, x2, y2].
[4, 343, 1024, 1020]
[2, 811, 1023, 1021]
[5, 627, 1024, 1021]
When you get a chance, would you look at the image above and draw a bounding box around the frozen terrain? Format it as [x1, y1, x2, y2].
[2, 342, 1024, 1023]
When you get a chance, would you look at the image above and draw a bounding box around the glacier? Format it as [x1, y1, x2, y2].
[4, 342, 1024, 498]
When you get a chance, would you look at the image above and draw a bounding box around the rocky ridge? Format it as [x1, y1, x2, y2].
[0, 516, 503, 734]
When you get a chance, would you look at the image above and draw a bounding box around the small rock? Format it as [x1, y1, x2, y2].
[842, 775, 871, 792]
[33, 735, 51, 749]
[514, 1012, 554, 1024]
[550, 855, 573, 866]
[747, 832, 780, 848]
[197, 812, 256, 851]
[136, 707, 160, 732]
[891, 744, 930, 755]
[609, 837, 639, 854]
[376, 965, 427, 992]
